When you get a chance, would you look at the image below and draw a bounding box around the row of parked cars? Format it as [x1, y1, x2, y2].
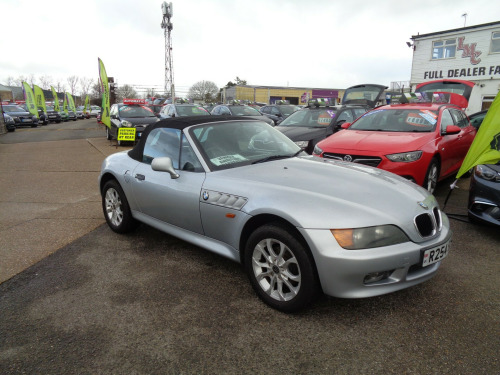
[1, 103, 103, 131]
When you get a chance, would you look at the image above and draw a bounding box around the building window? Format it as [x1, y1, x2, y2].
[491, 31, 500, 53]
[432, 39, 456, 60]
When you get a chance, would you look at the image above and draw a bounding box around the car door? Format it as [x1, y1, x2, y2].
[109, 104, 120, 137]
[438, 108, 463, 176]
[449, 108, 477, 167]
[130, 128, 206, 234]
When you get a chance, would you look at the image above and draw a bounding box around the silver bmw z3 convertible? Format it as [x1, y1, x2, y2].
[99, 115, 452, 312]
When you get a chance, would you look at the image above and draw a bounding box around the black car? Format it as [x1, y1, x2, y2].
[1, 112, 16, 132]
[45, 105, 62, 123]
[1, 105, 39, 128]
[107, 100, 159, 145]
[211, 103, 274, 126]
[260, 103, 301, 125]
[20, 104, 48, 125]
[468, 110, 488, 130]
[274, 84, 387, 154]
[468, 162, 500, 227]
[159, 104, 210, 119]
[66, 109, 77, 121]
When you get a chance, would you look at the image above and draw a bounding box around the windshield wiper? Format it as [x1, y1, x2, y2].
[252, 150, 303, 164]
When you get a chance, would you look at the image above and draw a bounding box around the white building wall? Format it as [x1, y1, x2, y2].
[410, 22, 500, 114]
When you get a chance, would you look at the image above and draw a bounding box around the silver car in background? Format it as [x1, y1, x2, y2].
[99, 116, 451, 312]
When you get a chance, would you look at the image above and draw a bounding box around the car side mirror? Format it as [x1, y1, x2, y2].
[444, 125, 461, 135]
[151, 157, 180, 179]
[341, 122, 352, 129]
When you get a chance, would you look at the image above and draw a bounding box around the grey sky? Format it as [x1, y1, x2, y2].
[1, 0, 499, 96]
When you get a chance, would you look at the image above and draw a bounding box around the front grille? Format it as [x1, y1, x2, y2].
[323, 153, 382, 167]
[414, 208, 442, 238]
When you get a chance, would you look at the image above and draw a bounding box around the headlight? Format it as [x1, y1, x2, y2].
[386, 151, 422, 162]
[294, 140, 309, 148]
[475, 165, 500, 182]
[312, 144, 323, 155]
[331, 225, 409, 250]
[4, 114, 15, 124]
[121, 120, 133, 127]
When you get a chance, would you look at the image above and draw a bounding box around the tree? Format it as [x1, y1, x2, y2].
[225, 76, 247, 88]
[188, 80, 219, 102]
[116, 84, 138, 101]
[4, 76, 15, 86]
[79, 77, 94, 97]
[67, 76, 79, 95]
[39, 75, 53, 89]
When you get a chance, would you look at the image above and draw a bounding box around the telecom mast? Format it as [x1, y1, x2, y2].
[161, 2, 175, 102]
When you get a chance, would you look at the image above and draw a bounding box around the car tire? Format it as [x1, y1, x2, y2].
[8, 128, 15, 132]
[31, 124, 37, 128]
[56, 120, 61, 123]
[102, 180, 139, 234]
[244, 223, 320, 313]
[424, 158, 440, 194]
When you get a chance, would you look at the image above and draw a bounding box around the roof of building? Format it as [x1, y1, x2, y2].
[411, 21, 500, 40]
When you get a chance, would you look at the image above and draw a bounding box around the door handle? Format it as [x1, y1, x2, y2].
[135, 174, 145, 181]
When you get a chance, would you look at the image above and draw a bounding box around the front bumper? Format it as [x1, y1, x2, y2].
[299, 216, 452, 298]
[468, 173, 500, 227]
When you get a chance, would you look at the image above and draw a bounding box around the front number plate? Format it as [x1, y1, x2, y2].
[422, 240, 450, 267]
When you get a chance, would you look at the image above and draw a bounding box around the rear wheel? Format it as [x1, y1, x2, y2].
[101, 180, 139, 233]
[424, 158, 440, 194]
[244, 223, 319, 312]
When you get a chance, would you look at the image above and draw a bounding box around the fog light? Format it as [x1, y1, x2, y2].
[364, 270, 393, 284]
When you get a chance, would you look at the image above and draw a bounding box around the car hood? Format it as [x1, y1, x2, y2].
[275, 126, 327, 141]
[202, 156, 436, 242]
[121, 117, 159, 125]
[319, 129, 435, 153]
[5, 111, 32, 116]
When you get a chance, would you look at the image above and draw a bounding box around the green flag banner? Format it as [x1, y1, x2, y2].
[62, 93, 68, 113]
[98, 57, 111, 128]
[22, 82, 38, 118]
[66, 92, 76, 113]
[51, 86, 60, 112]
[456, 91, 500, 179]
[33, 85, 47, 114]
[84, 95, 90, 114]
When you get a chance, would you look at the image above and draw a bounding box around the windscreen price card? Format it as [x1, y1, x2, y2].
[118, 128, 136, 142]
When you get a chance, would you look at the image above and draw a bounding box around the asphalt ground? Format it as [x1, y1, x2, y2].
[0, 119, 499, 374]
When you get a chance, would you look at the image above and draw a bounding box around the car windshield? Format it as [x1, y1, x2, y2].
[350, 108, 438, 132]
[229, 106, 262, 116]
[176, 106, 209, 116]
[119, 105, 156, 118]
[190, 120, 301, 170]
[279, 105, 300, 115]
[46, 106, 55, 111]
[3, 105, 26, 112]
[279, 109, 337, 127]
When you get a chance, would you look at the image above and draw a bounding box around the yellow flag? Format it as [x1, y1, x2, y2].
[33, 85, 47, 114]
[98, 58, 111, 128]
[51, 86, 60, 112]
[22, 82, 38, 118]
[456, 91, 500, 178]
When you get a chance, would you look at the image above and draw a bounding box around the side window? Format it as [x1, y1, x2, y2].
[212, 106, 220, 115]
[261, 106, 270, 114]
[352, 108, 368, 119]
[336, 110, 353, 124]
[450, 109, 468, 128]
[142, 128, 181, 167]
[220, 106, 231, 115]
[271, 107, 281, 115]
[180, 135, 203, 172]
[440, 109, 455, 132]
[168, 106, 175, 116]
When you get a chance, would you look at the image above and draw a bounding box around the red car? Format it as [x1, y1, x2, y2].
[313, 81, 477, 193]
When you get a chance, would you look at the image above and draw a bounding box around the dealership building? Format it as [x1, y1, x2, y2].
[221, 85, 345, 106]
[408, 21, 500, 114]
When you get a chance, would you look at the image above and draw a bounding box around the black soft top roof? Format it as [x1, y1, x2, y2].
[128, 115, 258, 161]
